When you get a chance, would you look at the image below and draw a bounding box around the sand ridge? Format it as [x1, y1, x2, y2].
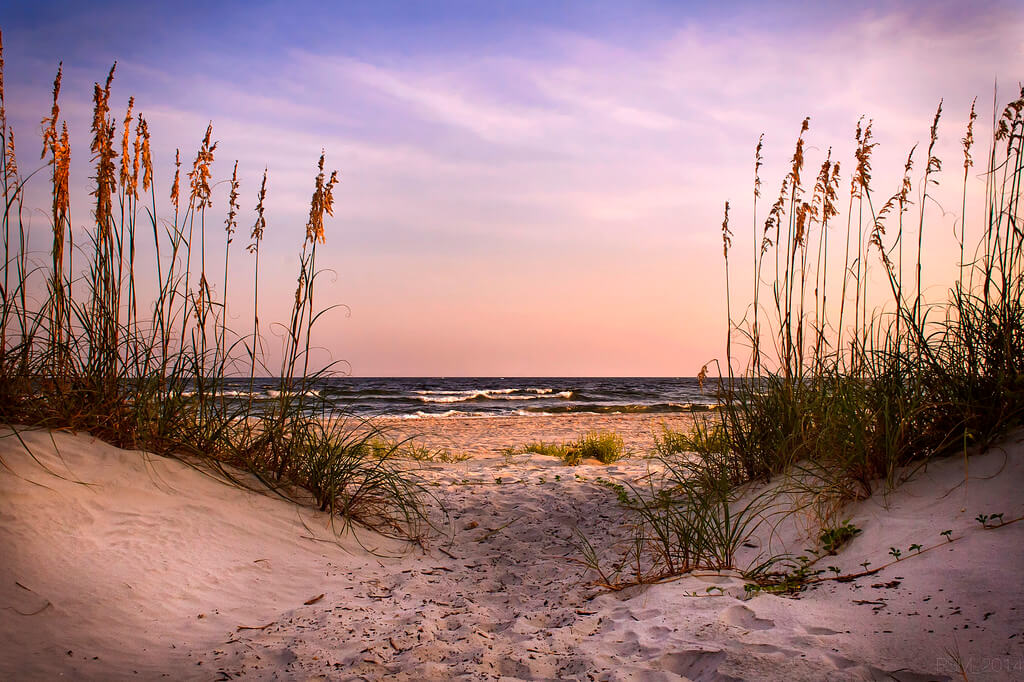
[1, 421, 1023, 680]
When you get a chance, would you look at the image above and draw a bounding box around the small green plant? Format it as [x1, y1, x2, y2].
[909, 543, 922, 553]
[889, 547, 902, 561]
[977, 512, 1005, 528]
[819, 520, 862, 554]
[522, 441, 570, 458]
[941, 529, 953, 542]
[399, 444, 470, 463]
[519, 432, 625, 466]
[860, 561, 871, 571]
[575, 431, 626, 464]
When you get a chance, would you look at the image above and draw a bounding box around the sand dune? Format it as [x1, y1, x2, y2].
[1, 421, 1022, 680]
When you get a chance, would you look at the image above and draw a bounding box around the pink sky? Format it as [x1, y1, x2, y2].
[3, 1, 1023, 375]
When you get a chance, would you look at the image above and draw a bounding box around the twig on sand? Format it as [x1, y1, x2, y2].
[476, 518, 518, 543]
[236, 622, 276, 632]
[304, 593, 325, 605]
[4, 601, 52, 616]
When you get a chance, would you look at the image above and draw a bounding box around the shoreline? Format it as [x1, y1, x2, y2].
[371, 412, 696, 459]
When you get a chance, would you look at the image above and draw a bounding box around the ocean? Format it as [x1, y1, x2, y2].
[210, 377, 716, 418]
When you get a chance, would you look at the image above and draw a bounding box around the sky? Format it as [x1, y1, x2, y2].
[2, 0, 1023, 376]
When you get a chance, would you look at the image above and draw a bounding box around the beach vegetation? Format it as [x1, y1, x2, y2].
[0, 34, 428, 540]
[584, 85, 1024, 590]
[819, 520, 862, 554]
[517, 431, 626, 465]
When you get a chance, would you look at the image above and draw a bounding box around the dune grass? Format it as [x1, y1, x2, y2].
[591, 87, 1024, 588]
[0, 32, 427, 540]
[517, 431, 627, 465]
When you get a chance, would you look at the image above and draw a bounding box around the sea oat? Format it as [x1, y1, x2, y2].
[754, 133, 764, 199]
[120, 96, 134, 191]
[852, 118, 877, 199]
[305, 153, 339, 245]
[40, 63, 62, 161]
[962, 98, 977, 172]
[188, 123, 217, 209]
[225, 160, 240, 243]
[4, 129, 17, 183]
[90, 63, 118, 237]
[139, 116, 153, 192]
[721, 201, 731, 258]
[170, 148, 181, 211]
[249, 169, 268, 253]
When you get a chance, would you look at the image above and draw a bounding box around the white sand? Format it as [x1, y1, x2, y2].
[1, 424, 1022, 680]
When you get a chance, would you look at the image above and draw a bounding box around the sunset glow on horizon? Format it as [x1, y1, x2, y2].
[3, 0, 1023, 376]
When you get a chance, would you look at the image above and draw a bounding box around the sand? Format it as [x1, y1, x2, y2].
[1, 416, 1022, 680]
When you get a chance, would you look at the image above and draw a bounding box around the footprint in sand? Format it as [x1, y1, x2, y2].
[656, 649, 735, 680]
[718, 604, 775, 631]
[803, 625, 840, 635]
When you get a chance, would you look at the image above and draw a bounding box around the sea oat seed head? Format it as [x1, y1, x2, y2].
[225, 160, 240, 242]
[170, 148, 181, 210]
[120, 96, 134, 189]
[249, 168, 268, 253]
[721, 201, 731, 258]
[41, 63, 62, 161]
[139, 116, 153, 192]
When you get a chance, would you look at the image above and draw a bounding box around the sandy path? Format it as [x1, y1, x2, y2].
[2, 425, 1022, 680]
[213, 455, 648, 680]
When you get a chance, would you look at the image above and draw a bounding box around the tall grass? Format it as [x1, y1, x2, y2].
[0, 32, 427, 540]
[715, 87, 1024, 500]
[594, 86, 1023, 587]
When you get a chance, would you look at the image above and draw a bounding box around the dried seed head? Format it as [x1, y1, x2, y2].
[4, 129, 17, 183]
[41, 62, 62, 161]
[995, 86, 1024, 141]
[962, 97, 977, 173]
[898, 145, 917, 210]
[188, 123, 217, 209]
[721, 201, 731, 258]
[225, 160, 240, 242]
[90, 63, 118, 237]
[754, 133, 764, 199]
[129, 117, 142, 200]
[170, 148, 181, 211]
[55, 122, 71, 217]
[120, 96, 134, 190]
[794, 201, 810, 248]
[139, 116, 153, 192]
[922, 100, 943, 184]
[697, 365, 708, 391]
[248, 168, 268, 253]
[789, 117, 810, 190]
[305, 152, 339, 245]
[852, 117, 876, 199]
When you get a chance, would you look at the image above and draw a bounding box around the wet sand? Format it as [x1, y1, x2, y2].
[372, 412, 697, 459]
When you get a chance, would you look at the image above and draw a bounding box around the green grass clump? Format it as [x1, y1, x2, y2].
[521, 440, 572, 459]
[575, 431, 626, 464]
[0, 36, 427, 541]
[398, 443, 470, 463]
[518, 432, 625, 465]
